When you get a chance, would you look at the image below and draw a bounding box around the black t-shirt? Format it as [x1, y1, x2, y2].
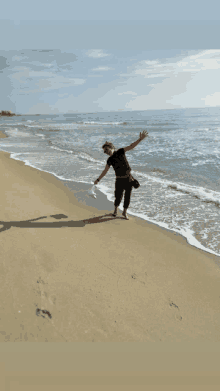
[107, 148, 131, 177]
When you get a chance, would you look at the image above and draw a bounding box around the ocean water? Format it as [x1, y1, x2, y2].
[1, 107, 220, 259]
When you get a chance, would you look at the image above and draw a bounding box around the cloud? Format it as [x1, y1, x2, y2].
[10, 50, 77, 72]
[27, 102, 59, 115]
[38, 75, 85, 91]
[27, 62, 54, 68]
[10, 67, 86, 93]
[124, 50, 220, 81]
[201, 92, 220, 106]
[4, 49, 220, 113]
[86, 49, 110, 58]
[92, 66, 113, 71]
[93, 50, 220, 111]
[118, 91, 137, 96]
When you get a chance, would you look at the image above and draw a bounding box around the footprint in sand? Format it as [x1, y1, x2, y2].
[34, 277, 54, 320]
[131, 273, 146, 285]
[36, 307, 52, 319]
[168, 299, 182, 321]
[37, 277, 47, 285]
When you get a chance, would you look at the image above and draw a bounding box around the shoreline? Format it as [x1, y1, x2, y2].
[1, 129, 219, 260]
[1, 145, 220, 341]
[3, 156, 220, 261]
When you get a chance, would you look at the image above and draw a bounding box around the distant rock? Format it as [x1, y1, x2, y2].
[0, 110, 16, 116]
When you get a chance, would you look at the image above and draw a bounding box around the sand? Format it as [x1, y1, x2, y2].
[1, 129, 220, 341]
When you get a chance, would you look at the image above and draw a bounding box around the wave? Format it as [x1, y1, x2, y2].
[131, 170, 220, 207]
[50, 146, 72, 153]
[78, 152, 102, 164]
[22, 124, 38, 128]
[50, 145, 103, 165]
[167, 183, 220, 207]
[151, 167, 167, 174]
[82, 121, 128, 126]
[0, 122, 23, 127]
[94, 177, 220, 257]
[5, 128, 31, 138]
[22, 123, 77, 131]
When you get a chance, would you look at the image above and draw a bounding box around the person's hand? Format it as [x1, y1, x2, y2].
[139, 130, 148, 140]
[94, 179, 99, 185]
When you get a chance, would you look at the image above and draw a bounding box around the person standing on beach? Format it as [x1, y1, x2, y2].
[94, 130, 148, 220]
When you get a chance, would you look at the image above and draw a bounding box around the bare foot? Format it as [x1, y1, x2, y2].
[112, 211, 117, 217]
[122, 212, 129, 220]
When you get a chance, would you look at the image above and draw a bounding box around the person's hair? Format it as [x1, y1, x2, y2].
[102, 141, 115, 150]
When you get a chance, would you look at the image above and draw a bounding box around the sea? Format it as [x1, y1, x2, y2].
[1, 107, 220, 260]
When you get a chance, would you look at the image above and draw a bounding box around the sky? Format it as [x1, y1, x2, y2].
[1, 48, 220, 114]
[1, 0, 220, 114]
[1, 0, 220, 22]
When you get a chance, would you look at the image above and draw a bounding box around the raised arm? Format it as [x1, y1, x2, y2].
[124, 130, 148, 152]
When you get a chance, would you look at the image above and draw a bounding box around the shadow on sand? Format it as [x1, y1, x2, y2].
[0, 213, 125, 234]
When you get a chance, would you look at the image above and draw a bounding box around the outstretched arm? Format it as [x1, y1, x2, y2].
[124, 130, 148, 152]
[94, 163, 110, 185]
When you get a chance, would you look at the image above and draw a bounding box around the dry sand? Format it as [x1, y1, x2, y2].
[1, 130, 220, 342]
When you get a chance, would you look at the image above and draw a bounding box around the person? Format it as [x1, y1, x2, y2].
[94, 130, 148, 220]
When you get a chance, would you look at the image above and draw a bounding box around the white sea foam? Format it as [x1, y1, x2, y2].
[131, 170, 220, 206]
[123, 209, 220, 258]
[50, 146, 73, 153]
[2, 122, 23, 126]
[5, 128, 31, 138]
[8, 152, 77, 182]
[94, 182, 115, 202]
[166, 182, 220, 205]
[23, 124, 38, 128]
[50, 146, 104, 165]
[83, 121, 126, 126]
[78, 152, 102, 164]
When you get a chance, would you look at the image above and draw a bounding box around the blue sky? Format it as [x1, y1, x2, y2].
[1, 0, 220, 21]
[1, 1, 220, 113]
[1, 48, 220, 114]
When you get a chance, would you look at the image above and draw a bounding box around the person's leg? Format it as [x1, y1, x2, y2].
[113, 206, 118, 216]
[113, 179, 124, 216]
[122, 209, 128, 219]
[122, 180, 133, 219]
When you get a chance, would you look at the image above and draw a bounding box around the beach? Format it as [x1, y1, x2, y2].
[1, 129, 220, 342]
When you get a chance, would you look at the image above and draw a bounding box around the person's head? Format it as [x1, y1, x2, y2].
[102, 141, 115, 156]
